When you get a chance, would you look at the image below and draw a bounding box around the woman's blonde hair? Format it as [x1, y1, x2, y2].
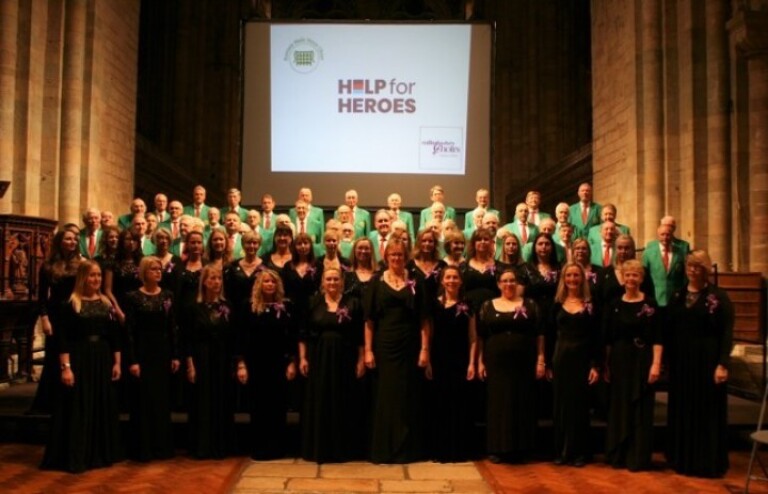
[686, 249, 712, 273]
[555, 262, 591, 303]
[320, 267, 345, 294]
[620, 258, 645, 279]
[197, 265, 226, 303]
[69, 260, 112, 313]
[250, 269, 285, 313]
[138, 256, 163, 284]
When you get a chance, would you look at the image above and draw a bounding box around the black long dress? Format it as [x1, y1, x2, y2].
[666, 285, 734, 477]
[31, 264, 78, 413]
[460, 261, 500, 312]
[172, 261, 203, 411]
[364, 274, 428, 463]
[429, 298, 475, 462]
[185, 301, 236, 459]
[124, 289, 178, 461]
[41, 300, 122, 472]
[406, 259, 446, 303]
[551, 302, 600, 462]
[603, 298, 660, 470]
[240, 300, 297, 460]
[301, 294, 365, 463]
[478, 298, 541, 459]
[223, 259, 264, 316]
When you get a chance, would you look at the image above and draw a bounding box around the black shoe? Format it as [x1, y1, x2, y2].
[573, 456, 586, 467]
[488, 454, 502, 464]
[553, 456, 565, 466]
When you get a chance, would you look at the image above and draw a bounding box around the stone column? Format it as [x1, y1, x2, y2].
[0, 0, 19, 213]
[641, 0, 664, 239]
[58, 0, 88, 223]
[747, 56, 768, 275]
[728, 8, 768, 275]
[705, 0, 731, 269]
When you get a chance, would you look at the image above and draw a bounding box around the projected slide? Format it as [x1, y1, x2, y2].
[270, 24, 471, 175]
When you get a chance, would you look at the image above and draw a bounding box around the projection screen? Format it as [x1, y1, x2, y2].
[241, 21, 493, 210]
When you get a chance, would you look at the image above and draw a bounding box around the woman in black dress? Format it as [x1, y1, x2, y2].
[478, 268, 544, 463]
[408, 228, 446, 302]
[364, 238, 430, 463]
[282, 233, 319, 315]
[442, 231, 466, 267]
[429, 266, 478, 462]
[185, 265, 238, 459]
[666, 250, 734, 477]
[344, 237, 377, 302]
[224, 230, 264, 316]
[299, 267, 365, 462]
[240, 269, 297, 459]
[103, 229, 143, 323]
[151, 227, 181, 290]
[204, 229, 230, 270]
[596, 234, 655, 305]
[41, 261, 122, 472]
[124, 256, 180, 461]
[460, 228, 500, 312]
[498, 230, 524, 269]
[94, 225, 120, 272]
[262, 225, 293, 272]
[31, 229, 82, 413]
[572, 239, 600, 299]
[550, 262, 600, 467]
[603, 259, 661, 471]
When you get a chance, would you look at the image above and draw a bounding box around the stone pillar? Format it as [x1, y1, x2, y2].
[747, 56, 768, 275]
[0, 0, 19, 213]
[704, 0, 731, 269]
[641, 0, 664, 239]
[58, 0, 89, 223]
[728, 7, 768, 275]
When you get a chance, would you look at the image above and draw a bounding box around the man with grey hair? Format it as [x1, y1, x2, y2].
[118, 197, 147, 231]
[338, 189, 371, 238]
[79, 207, 102, 259]
[660, 215, 691, 254]
[183, 185, 211, 223]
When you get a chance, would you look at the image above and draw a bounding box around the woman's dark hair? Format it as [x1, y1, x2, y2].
[531, 232, 559, 268]
[116, 229, 143, 264]
[269, 225, 294, 254]
[291, 232, 316, 264]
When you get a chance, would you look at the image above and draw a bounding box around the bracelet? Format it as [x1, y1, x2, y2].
[61, 363, 71, 370]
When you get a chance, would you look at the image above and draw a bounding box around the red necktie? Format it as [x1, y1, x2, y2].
[300, 221, 306, 234]
[88, 234, 96, 257]
[265, 214, 270, 229]
[663, 249, 670, 272]
[379, 237, 386, 260]
[603, 245, 611, 267]
[195, 207, 200, 217]
[581, 206, 588, 224]
[172, 222, 179, 238]
[520, 223, 528, 244]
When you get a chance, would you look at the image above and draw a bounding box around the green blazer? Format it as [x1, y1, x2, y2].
[396, 210, 415, 240]
[183, 204, 211, 225]
[642, 240, 687, 306]
[290, 206, 325, 238]
[221, 206, 249, 222]
[334, 207, 371, 239]
[569, 202, 602, 239]
[419, 205, 456, 230]
[78, 229, 103, 259]
[587, 223, 630, 249]
[501, 222, 539, 245]
[463, 208, 500, 231]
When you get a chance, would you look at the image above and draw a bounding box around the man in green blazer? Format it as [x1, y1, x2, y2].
[78, 207, 102, 259]
[289, 187, 324, 238]
[339, 189, 371, 239]
[502, 203, 539, 245]
[568, 182, 602, 239]
[419, 185, 456, 230]
[463, 188, 500, 231]
[387, 193, 415, 241]
[183, 185, 211, 225]
[642, 224, 687, 306]
[221, 188, 249, 222]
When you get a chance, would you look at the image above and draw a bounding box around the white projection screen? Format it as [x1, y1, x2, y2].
[241, 21, 493, 210]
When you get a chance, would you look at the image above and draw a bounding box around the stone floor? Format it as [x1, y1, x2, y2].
[232, 459, 492, 493]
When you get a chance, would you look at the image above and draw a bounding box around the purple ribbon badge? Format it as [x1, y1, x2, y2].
[637, 303, 655, 318]
[455, 302, 470, 317]
[513, 305, 529, 320]
[162, 297, 172, 315]
[337, 306, 351, 323]
[705, 294, 719, 314]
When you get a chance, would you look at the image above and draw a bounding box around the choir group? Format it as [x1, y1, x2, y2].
[35, 183, 733, 479]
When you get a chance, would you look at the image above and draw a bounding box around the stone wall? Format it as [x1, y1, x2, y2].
[592, 0, 767, 275]
[0, 0, 139, 225]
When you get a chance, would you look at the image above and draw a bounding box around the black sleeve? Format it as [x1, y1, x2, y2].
[123, 293, 138, 365]
[715, 288, 735, 368]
